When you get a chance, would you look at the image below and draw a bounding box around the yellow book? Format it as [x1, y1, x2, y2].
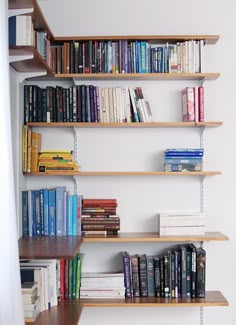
[22, 125, 28, 173]
[31, 132, 41, 172]
[27, 127, 32, 173]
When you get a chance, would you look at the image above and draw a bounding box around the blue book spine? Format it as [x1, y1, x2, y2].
[39, 189, 45, 236]
[34, 190, 41, 236]
[31, 190, 36, 236]
[48, 189, 56, 236]
[66, 195, 73, 236]
[157, 47, 164, 73]
[43, 189, 49, 236]
[56, 186, 66, 236]
[8, 16, 16, 47]
[72, 194, 78, 236]
[63, 191, 68, 236]
[77, 195, 83, 235]
[22, 191, 28, 237]
[28, 190, 33, 237]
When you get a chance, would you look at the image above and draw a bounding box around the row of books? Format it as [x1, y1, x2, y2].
[80, 272, 125, 298]
[23, 84, 152, 124]
[50, 39, 205, 74]
[8, 15, 50, 65]
[22, 187, 82, 237]
[81, 198, 120, 235]
[182, 86, 204, 122]
[157, 212, 206, 236]
[122, 244, 206, 299]
[20, 255, 83, 315]
[164, 148, 204, 172]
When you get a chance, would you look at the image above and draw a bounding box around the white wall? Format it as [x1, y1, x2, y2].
[0, 0, 24, 324]
[11, 0, 236, 324]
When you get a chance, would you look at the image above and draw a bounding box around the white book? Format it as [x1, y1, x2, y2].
[199, 40, 205, 72]
[158, 213, 206, 227]
[82, 272, 124, 278]
[159, 226, 205, 236]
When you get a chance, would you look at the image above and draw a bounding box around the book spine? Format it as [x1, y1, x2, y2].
[72, 194, 78, 236]
[196, 247, 206, 298]
[131, 255, 140, 297]
[48, 189, 56, 236]
[198, 86, 204, 122]
[56, 186, 65, 236]
[43, 189, 49, 236]
[39, 189, 45, 236]
[139, 254, 148, 297]
[180, 246, 187, 298]
[22, 191, 29, 237]
[146, 256, 155, 297]
[122, 252, 132, 298]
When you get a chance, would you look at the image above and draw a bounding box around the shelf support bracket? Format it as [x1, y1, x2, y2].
[16, 71, 47, 84]
[8, 8, 33, 18]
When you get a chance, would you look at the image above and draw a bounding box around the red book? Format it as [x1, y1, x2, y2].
[198, 86, 204, 122]
[82, 199, 117, 208]
[182, 87, 195, 122]
[64, 259, 69, 299]
[60, 259, 65, 300]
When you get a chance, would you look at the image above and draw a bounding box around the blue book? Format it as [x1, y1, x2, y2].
[34, 190, 41, 236]
[22, 191, 28, 237]
[48, 189, 56, 236]
[77, 195, 83, 235]
[72, 194, 78, 236]
[43, 189, 49, 236]
[28, 190, 33, 237]
[66, 195, 73, 236]
[31, 190, 37, 236]
[156, 47, 164, 73]
[8, 16, 16, 47]
[63, 190, 68, 236]
[39, 189, 45, 236]
[56, 186, 66, 236]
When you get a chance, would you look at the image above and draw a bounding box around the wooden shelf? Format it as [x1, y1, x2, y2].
[54, 72, 220, 80]
[23, 171, 222, 177]
[8, 0, 54, 40]
[18, 236, 83, 259]
[54, 35, 219, 44]
[81, 291, 228, 307]
[26, 121, 223, 128]
[25, 301, 82, 325]
[82, 232, 229, 243]
[9, 46, 53, 75]
[25, 290, 227, 324]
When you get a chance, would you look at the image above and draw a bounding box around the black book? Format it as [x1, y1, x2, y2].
[164, 254, 170, 298]
[146, 255, 155, 297]
[41, 88, 47, 122]
[196, 247, 206, 298]
[131, 254, 140, 297]
[180, 245, 187, 298]
[138, 254, 148, 297]
[160, 256, 165, 297]
[153, 256, 161, 297]
[186, 246, 192, 298]
[189, 244, 197, 298]
[122, 251, 132, 298]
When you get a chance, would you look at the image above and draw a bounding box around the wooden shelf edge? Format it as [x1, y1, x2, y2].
[53, 72, 220, 80]
[23, 171, 221, 176]
[18, 236, 83, 259]
[53, 35, 219, 44]
[82, 232, 229, 243]
[26, 121, 223, 128]
[80, 291, 228, 307]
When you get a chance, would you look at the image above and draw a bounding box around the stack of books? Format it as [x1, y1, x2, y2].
[81, 199, 120, 235]
[182, 86, 204, 122]
[164, 148, 204, 172]
[38, 150, 78, 173]
[157, 212, 206, 236]
[21, 282, 40, 322]
[80, 272, 125, 298]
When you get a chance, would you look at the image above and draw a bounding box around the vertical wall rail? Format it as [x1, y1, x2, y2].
[199, 126, 205, 325]
[73, 127, 79, 194]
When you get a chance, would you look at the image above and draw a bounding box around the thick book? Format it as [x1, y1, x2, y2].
[56, 186, 66, 236]
[131, 255, 140, 297]
[146, 255, 155, 297]
[196, 247, 206, 298]
[182, 87, 195, 122]
[138, 254, 148, 297]
[122, 252, 132, 298]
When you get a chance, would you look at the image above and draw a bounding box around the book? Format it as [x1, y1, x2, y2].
[138, 254, 148, 297]
[122, 252, 132, 298]
[31, 132, 41, 172]
[198, 86, 204, 122]
[146, 255, 155, 297]
[196, 247, 206, 298]
[182, 87, 195, 122]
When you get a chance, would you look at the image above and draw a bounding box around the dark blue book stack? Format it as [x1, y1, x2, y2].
[164, 148, 204, 172]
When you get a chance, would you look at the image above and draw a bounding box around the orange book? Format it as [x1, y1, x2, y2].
[31, 132, 41, 172]
[22, 125, 28, 173]
[27, 127, 32, 172]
